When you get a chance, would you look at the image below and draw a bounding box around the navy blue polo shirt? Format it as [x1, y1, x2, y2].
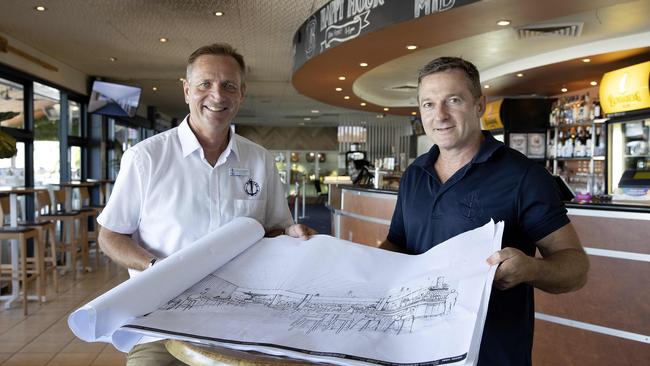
[388, 131, 569, 366]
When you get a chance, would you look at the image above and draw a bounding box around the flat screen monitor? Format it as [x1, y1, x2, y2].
[88, 80, 141, 117]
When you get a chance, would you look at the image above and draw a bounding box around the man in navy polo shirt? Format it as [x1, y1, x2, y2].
[380, 57, 589, 365]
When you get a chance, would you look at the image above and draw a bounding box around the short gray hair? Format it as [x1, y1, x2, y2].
[417, 57, 482, 99]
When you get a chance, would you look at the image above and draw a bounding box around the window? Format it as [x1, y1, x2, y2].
[69, 100, 82, 137]
[0, 78, 25, 129]
[70, 145, 81, 180]
[33, 82, 61, 185]
[0, 142, 25, 188]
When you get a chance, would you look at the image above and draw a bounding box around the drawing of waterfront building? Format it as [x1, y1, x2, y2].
[161, 274, 457, 335]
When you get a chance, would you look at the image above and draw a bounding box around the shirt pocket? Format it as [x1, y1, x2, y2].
[234, 199, 266, 224]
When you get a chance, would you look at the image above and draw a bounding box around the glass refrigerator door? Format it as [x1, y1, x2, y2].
[608, 118, 650, 194]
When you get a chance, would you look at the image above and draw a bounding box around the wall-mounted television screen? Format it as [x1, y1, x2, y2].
[88, 80, 141, 117]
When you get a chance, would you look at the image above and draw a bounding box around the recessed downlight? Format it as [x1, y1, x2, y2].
[406, 45, 418, 50]
[359, 62, 368, 67]
[214, 11, 224, 16]
[34, 6, 46, 12]
[561, 87, 568, 92]
[335, 87, 343, 92]
[344, 96, 350, 100]
[590, 81, 598, 86]
[159, 37, 168, 43]
[411, 111, 417, 116]
[383, 107, 390, 111]
[360, 102, 367, 106]
[109, 57, 117, 62]
[497, 20, 511, 26]
[484, 85, 490, 89]
[152, 86, 158, 91]
[516, 73, 524, 77]
[338, 76, 346, 81]
[582, 58, 591, 63]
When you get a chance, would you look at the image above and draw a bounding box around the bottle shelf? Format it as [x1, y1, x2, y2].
[624, 154, 650, 158]
[549, 157, 597, 161]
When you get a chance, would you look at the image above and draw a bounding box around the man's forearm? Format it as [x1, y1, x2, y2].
[98, 228, 156, 271]
[530, 248, 589, 294]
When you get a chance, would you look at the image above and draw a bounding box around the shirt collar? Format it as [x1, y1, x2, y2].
[178, 115, 240, 162]
[414, 130, 504, 170]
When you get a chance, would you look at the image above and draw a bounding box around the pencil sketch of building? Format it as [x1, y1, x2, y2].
[160, 274, 458, 335]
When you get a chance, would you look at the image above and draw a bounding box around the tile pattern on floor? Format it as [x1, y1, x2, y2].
[0, 258, 129, 366]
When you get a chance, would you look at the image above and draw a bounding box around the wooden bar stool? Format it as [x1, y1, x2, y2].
[0, 211, 41, 316]
[35, 190, 85, 279]
[0, 197, 60, 296]
[79, 186, 103, 267]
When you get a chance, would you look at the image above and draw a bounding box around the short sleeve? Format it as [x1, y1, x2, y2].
[262, 152, 293, 231]
[517, 164, 570, 242]
[96, 148, 145, 234]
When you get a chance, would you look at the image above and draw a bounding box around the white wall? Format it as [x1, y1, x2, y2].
[416, 134, 433, 157]
[0, 32, 88, 95]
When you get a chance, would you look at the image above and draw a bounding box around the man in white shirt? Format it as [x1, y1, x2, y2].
[97, 43, 316, 366]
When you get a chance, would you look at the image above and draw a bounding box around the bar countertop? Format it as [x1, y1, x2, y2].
[335, 185, 650, 214]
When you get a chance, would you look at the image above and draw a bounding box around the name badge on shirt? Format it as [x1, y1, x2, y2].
[229, 168, 250, 177]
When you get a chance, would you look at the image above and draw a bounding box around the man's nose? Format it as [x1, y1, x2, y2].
[431, 104, 449, 120]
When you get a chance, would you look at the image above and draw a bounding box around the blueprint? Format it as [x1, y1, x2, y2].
[69, 217, 502, 366]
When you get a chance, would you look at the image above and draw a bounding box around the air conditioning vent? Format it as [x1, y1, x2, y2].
[517, 23, 583, 39]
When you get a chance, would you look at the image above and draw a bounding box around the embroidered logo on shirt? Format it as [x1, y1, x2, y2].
[244, 178, 261, 196]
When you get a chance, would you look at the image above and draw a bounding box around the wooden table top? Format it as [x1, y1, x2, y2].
[165, 340, 318, 366]
[50, 181, 97, 187]
[0, 187, 48, 195]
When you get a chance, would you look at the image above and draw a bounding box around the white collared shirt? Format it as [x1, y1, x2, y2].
[97, 117, 293, 276]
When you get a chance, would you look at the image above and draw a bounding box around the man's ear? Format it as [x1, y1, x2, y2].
[183, 79, 190, 104]
[476, 95, 486, 118]
[240, 82, 247, 102]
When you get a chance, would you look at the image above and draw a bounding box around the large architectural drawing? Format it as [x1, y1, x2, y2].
[160, 274, 458, 336]
[69, 217, 503, 366]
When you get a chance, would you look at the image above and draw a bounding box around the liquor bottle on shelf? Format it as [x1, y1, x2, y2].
[577, 95, 586, 123]
[592, 98, 602, 119]
[585, 126, 593, 157]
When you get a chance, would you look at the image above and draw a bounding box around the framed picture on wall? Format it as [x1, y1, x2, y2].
[527, 133, 546, 158]
[509, 133, 527, 155]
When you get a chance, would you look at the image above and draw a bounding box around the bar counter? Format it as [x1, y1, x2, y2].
[328, 184, 650, 366]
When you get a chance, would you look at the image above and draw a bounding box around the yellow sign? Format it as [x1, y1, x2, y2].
[599, 61, 650, 115]
[481, 99, 504, 130]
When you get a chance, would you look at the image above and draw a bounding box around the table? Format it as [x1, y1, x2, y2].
[85, 179, 114, 205]
[165, 340, 317, 366]
[0, 187, 48, 309]
[50, 181, 98, 211]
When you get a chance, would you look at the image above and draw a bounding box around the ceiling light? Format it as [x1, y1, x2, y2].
[335, 87, 342, 92]
[359, 62, 368, 67]
[383, 107, 390, 111]
[484, 85, 490, 89]
[179, 77, 185, 82]
[516, 73, 523, 77]
[582, 58, 591, 63]
[109, 57, 117, 62]
[590, 81, 598, 86]
[303, 117, 311, 121]
[561, 87, 568, 92]
[159, 37, 168, 43]
[152, 86, 158, 91]
[411, 112, 417, 116]
[497, 20, 511, 26]
[311, 110, 319, 113]
[34, 6, 46, 12]
[344, 96, 350, 100]
[338, 76, 346, 81]
[406, 45, 418, 50]
[360, 102, 366, 106]
[214, 11, 224, 16]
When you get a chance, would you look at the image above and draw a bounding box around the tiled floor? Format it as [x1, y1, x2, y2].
[0, 258, 129, 366]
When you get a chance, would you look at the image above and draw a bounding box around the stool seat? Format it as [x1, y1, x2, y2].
[18, 221, 52, 227]
[0, 226, 37, 233]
